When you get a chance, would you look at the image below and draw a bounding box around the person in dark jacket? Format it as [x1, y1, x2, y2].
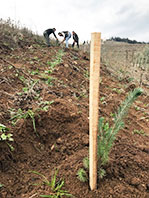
[58, 31, 71, 48]
[72, 31, 79, 48]
[43, 28, 58, 47]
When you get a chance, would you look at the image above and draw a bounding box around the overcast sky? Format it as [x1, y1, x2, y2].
[0, 0, 149, 42]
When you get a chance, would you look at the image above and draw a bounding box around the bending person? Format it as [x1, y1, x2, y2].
[43, 28, 58, 47]
[58, 31, 71, 48]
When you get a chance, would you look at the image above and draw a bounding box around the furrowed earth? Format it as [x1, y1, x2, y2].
[0, 41, 149, 198]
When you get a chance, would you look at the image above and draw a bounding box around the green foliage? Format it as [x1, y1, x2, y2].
[0, 124, 13, 142]
[47, 49, 64, 73]
[40, 74, 55, 86]
[100, 96, 105, 102]
[84, 70, 89, 79]
[19, 75, 26, 83]
[98, 88, 143, 168]
[100, 96, 106, 104]
[77, 168, 88, 182]
[38, 100, 54, 112]
[113, 88, 143, 134]
[98, 168, 106, 179]
[30, 69, 39, 75]
[134, 105, 141, 111]
[45, 70, 52, 74]
[77, 88, 143, 182]
[97, 117, 113, 166]
[132, 129, 145, 135]
[18, 78, 40, 99]
[10, 99, 54, 136]
[0, 124, 14, 151]
[73, 56, 78, 60]
[10, 108, 37, 134]
[112, 88, 122, 94]
[83, 157, 89, 169]
[30, 170, 73, 198]
[22, 87, 28, 93]
[0, 184, 3, 188]
[77, 157, 89, 182]
[46, 76, 55, 85]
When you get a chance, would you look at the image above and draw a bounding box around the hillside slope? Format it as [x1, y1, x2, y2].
[0, 35, 149, 198]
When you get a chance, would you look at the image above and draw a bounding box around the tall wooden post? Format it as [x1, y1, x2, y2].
[89, 32, 101, 190]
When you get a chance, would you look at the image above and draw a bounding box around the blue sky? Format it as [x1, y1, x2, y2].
[1, 0, 149, 42]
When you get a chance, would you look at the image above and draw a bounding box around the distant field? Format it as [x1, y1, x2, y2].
[101, 41, 149, 90]
[81, 41, 149, 92]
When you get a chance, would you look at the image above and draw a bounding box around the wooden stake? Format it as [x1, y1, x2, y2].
[89, 32, 101, 190]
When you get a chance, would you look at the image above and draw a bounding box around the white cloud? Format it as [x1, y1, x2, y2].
[0, 0, 149, 42]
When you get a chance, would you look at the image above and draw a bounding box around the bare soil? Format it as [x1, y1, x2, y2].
[0, 44, 149, 198]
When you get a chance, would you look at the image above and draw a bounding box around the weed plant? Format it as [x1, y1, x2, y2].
[10, 108, 37, 134]
[30, 170, 73, 198]
[0, 184, 3, 188]
[77, 88, 143, 182]
[0, 124, 13, 141]
[47, 49, 64, 73]
[38, 100, 54, 112]
[10, 100, 54, 135]
[132, 129, 145, 135]
[0, 123, 14, 150]
[40, 74, 55, 86]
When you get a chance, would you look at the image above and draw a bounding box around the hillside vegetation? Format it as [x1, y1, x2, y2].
[0, 20, 149, 198]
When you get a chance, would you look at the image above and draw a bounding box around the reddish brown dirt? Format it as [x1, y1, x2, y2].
[0, 45, 149, 198]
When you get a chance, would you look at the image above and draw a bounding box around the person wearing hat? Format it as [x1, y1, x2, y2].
[43, 28, 58, 47]
[58, 31, 71, 48]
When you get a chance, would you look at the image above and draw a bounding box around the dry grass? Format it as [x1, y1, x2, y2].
[0, 18, 44, 54]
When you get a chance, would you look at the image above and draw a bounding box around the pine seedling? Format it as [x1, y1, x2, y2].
[97, 88, 143, 171]
[77, 168, 88, 182]
[98, 168, 106, 179]
[77, 156, 89, 182]
[83, 157, 89, 169]
[77, 88, 143, 182]
[112, 88, 143, 135]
